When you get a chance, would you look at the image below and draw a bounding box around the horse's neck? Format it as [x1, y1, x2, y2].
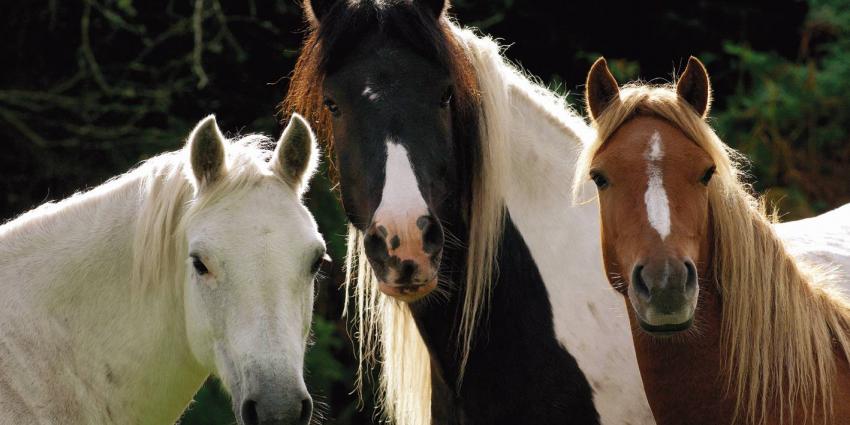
[633, 214, 850, 425]
[499, 82, 654, 422]
[629, 278, 735, 425]
[0, 174, 206, 424]
[412, 216, 599, 424]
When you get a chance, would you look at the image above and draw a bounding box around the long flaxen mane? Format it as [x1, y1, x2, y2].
[574, 83, 850, 424]
[0, 132, 281, 300]
[281, 3, 515, 424]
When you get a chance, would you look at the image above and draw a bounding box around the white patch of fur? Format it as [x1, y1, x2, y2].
[775, 203, 850, 284]
[644, 131, 671, 240]
[374, 141, 428, 219]
[457, 26, 657, 423]
[362, 85, 380, 102]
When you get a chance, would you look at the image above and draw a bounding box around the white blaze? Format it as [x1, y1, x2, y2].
[376, 141, 427, 217]
[644, 131, 671, 239]
[362, 86, 380, 102]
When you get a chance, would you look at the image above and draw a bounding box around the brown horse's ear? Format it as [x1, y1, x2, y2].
[420, 0, 449, 18]
[305, 0, 341, 24]
[585, 57, 621, 122]
[676, 56, 712, 118]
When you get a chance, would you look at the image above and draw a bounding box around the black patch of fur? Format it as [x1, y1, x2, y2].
[411, 215, 600, 424]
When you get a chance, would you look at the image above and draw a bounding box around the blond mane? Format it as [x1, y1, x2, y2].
[131, 134, 282, 295]
[574, 83, 850, 424]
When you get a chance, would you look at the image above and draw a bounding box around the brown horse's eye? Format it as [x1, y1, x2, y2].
[700, 166, 716, 186]
[590, 171, 609, 189]
[323, 98, 340, 116]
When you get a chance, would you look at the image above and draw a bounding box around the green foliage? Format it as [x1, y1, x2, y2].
[178, 379, 233, 425]
[306, 316, 348, 398]
[714, 0, 850, 217]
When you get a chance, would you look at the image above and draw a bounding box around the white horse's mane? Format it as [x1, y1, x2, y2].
[1, 133, 280, 293]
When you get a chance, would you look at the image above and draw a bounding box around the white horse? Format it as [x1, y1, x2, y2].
[0, 114, 324, 425]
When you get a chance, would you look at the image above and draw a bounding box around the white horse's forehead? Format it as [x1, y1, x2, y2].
[189, 180, 323, 249]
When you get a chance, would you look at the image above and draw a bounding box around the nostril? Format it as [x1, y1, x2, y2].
[684, 259, 697, 290]
[418, 215, 444, 255]
[632, 265, 650, 300]
[364, 227, 389, 262]
[241, 399, 259, 425]
[299, 398, 313, 425]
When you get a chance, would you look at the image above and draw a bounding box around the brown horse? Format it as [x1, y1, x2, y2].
[577, 56, 850, 424]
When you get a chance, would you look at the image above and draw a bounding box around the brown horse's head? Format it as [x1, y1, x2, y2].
[583, 57, 716, 336]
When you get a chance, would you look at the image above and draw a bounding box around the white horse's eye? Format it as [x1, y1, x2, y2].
[191, 254, 209, 275]
[311, 252, 330, 275]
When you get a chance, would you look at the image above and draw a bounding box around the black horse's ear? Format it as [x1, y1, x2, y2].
[585, 57, 621, 122]
[420, 0, 449, 19]
[305, 0, 341, 24]
[676, 56, 712, 118]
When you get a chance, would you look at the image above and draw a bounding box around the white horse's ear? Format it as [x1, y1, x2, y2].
[676, 56, 712, 118]
[187, 115, 227, 189]
[585, 57, 621, 122]
[272, 113, 319, 196]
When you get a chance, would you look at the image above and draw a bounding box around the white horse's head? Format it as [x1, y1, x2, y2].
[181, 114, 323, 425]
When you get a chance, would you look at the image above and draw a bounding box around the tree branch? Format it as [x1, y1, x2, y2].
[192, 0, 210, 89]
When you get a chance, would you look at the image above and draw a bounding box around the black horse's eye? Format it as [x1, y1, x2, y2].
[700, 166, 716, 186]
[191, 254, 209, 276]
[590, 171, 609, 189]
[311, 251, 330, 275]
[440, 86, 453, 108]
[323, 98, 339, 115]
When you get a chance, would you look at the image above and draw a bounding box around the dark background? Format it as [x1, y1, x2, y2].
[2, 0, 849, 423]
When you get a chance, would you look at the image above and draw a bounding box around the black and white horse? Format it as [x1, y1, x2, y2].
[284, 1, 654, 423]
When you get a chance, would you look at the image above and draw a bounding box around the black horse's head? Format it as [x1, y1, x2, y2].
[287, 0, 480, 302]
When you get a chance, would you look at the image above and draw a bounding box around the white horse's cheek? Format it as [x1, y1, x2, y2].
[183, 282, 216, 368]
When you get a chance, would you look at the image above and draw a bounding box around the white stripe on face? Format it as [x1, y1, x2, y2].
[375, 141, 427, 217]
[644, 131, 671, 240]
[362, 85, 380, 102]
